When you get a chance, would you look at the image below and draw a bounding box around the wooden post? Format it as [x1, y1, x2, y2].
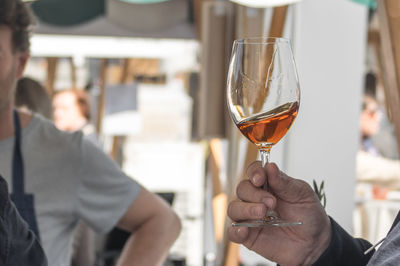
[208, 139, 228, 244]
[377, 0, 400, 155]
[69, 57, 77, 89]
[96, 58, 108, 135]
[193, 0, 212, 40]
[109, 58, 131, 165]
[120, 58, 131, 84]
[46, 57, 59, 96]
[269, 5, 288, 37]
[199, 1, 234, 139]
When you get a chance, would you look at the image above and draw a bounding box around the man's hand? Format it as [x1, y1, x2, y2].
[227, 162, 331, 266]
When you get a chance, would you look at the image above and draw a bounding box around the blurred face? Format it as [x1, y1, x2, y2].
[360, 100, 381, 137]
[0, 25, 28, 112]
[53, 91, 85, 131]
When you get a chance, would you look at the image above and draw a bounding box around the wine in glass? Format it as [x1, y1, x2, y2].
[227, 37, 301, 227]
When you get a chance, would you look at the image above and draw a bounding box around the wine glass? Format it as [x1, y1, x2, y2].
[226, 37, 301, 227]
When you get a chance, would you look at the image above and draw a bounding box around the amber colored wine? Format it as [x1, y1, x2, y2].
[237, 102, 299, 147]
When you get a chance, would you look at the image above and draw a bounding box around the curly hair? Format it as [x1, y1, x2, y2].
[0, 0, 34, 53]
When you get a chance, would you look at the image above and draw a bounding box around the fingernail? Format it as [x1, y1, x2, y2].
[252, 173, 262, 185]
[262, 197, 273, 208]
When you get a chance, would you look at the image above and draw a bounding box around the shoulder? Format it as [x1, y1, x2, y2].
[24, 114, 85, 155]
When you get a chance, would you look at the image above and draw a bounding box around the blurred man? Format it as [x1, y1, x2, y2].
[0, 1, 181, 265]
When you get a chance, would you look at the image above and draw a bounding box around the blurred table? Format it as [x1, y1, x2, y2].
[354, 192, 400, 244]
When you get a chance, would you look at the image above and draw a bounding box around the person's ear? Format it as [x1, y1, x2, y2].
[16, 52, 29, 78]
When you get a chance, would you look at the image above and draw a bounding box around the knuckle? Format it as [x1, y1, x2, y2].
[236, 180, 249, 197]
[246, 161, 262, 177]
[227, 201, 235, 217]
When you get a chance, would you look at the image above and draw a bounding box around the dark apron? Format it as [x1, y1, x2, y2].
[10, 110, 41, 240]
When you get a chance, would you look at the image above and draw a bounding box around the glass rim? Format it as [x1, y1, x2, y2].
[234, 37, 291, 45]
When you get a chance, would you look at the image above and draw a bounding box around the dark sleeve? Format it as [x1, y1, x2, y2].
[0, 176, 48, 266]
[312, 217, 374, 266]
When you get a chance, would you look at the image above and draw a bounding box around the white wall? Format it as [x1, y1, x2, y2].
[280, 0, 368, 232]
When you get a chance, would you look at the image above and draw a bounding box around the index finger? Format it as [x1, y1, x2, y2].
[246, 161, 266, 187]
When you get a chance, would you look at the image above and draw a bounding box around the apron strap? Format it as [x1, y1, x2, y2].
[11, 110, 41, 241]
[12, 109, 25, 194]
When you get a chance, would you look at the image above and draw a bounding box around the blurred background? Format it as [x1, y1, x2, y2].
[21, 0, 400, 265]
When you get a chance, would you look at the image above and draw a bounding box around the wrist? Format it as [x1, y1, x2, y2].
[302, 216, 332, 265]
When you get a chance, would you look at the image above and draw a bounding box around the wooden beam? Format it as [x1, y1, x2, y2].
[210, 139, 223, 196]
[377, 0, 400, 156]
[368, 29, 380, 45]
[120, 58, 131, 84]
[367, 29, 391, 117]
[224, 242, 240, 266]
[108, 58, 132, 165]
[208, 139, 228, 243]
[268, 5, 289, 37]
[110, 135, 125, 166]
[198, 1, 233, 139]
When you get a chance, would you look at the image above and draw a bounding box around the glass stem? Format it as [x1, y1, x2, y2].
[259, 148, 278, 220]
[260, 149, 270, 168]
[260, 148, 271, 191]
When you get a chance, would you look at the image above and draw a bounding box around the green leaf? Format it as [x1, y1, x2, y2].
[313, 179, 327, 209]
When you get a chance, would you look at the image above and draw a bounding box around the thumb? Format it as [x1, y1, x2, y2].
[265, 163, 309, 202]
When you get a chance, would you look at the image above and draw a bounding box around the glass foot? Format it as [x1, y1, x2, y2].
[232, 219, 302, 227]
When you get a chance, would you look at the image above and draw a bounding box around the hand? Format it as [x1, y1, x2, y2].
[227, 162, 331, 266]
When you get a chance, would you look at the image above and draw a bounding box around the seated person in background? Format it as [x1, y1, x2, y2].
[15, 76, 52, 119]
[1, 1, 182, 265]
[360, 95, 381, 156]
[53, 89, 99, 145]
[364, 73, 398, 160]
[357, 95, 400, 190]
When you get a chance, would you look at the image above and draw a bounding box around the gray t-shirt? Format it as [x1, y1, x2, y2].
[0, 114, 141, 266]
